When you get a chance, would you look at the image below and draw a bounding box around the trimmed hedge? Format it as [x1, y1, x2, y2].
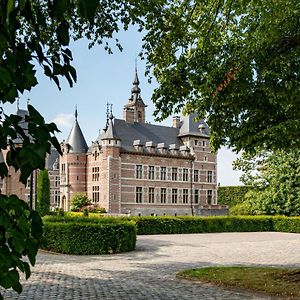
[217, 186, 251, 207]
[42, 217, 136, 255]
[124, 216, 300, 235]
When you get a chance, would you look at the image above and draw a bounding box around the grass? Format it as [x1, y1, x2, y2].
[177, 267, 300, 299]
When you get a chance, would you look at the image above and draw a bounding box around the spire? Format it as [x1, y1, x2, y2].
[75, 105, 78, 120]
[66, 108, 88, 153]
[101, 112, 120, 141]
[131, 65, 141, 96]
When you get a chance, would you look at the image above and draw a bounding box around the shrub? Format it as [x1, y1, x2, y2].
[122, 216, 300, 235]
[229, 201, 254, 215]
[42, 216, 136, 255]
[70, 193, 90, 212]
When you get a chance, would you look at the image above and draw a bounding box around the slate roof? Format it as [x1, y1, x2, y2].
[96, 118, 182, 152]
[66, 114, 88, 154]
[13, 109, 29, 144]
[46, 147, 60, 170]
[178, 112, 210, 138]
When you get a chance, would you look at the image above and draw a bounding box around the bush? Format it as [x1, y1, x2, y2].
[121, 216, 300, 235]
[70, 193, 90, 211]
[42, 216, 136, 255]
[229, 201, 254, 215]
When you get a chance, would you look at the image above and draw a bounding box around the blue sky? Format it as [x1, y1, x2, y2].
[3, 28, 242, 186]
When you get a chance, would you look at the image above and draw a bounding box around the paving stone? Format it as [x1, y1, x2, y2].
[1, 232, 300, 299]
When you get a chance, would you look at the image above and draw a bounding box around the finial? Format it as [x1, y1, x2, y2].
[17, 97, 19, 110]
[75, 105, 78, 120]
[109, 104, 114, 119]
[27, 98, 30, 107]
[135, 56, 137, 74]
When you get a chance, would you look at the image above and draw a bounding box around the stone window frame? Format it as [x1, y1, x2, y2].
[207, 170, 213, 183]
[136, 187, 143, 203]
[92, 186, 100, 202]
[171, 188, 178, 203]
[183, 189, 188, 203]
[207, 189, 213, 205]
[171, 167, 178, 181]
[183, 168, 188, 181]
[148, 187, 155, 203]
[160, 166, 166, 180]
[194, 169, 199, 182]
[136, 165, 143, 179]
[148, 165, 155, 180]
[194, 189, 199, 204]
[160, 188, 166, 203]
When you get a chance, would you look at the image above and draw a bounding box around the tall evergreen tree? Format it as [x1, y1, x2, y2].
[37, 170, 50, 216]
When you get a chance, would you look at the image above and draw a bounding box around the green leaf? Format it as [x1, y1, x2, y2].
[78, 0, 99, 21]
[0, 67, 11, 86]
[6, 0, 14, 17]
[53, 0, 70, 18]
[56, 22, 69, 46]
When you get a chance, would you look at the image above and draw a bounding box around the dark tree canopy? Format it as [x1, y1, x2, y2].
[37, 169, 50, 216]
[0, 0, 162, 296]
[142, 0, 300, 152]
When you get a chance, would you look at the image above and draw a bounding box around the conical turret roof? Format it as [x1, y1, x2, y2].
[66, 108, 88, 153]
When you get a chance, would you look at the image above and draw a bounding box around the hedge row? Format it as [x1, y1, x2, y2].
[217, 186, 251, 207]
[124, 216, 300, 235]
[42, 217, 136, 255]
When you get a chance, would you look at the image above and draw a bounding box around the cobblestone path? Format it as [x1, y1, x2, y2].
[2, 232, 300, 299]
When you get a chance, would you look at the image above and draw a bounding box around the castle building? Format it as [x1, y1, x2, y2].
[60, 70, 226, 216]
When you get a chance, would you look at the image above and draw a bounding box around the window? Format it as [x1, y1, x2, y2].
[172, 168, 177, 181]
[92, 167, 100, 181]
[207, 190, 213, 205]
[55, 176, 59, 187]
[54, 190, 60, 205]
[204, 156, 207, 161]
[160, 188, 166, 203]
[61, 163, 65, 173]
[172, 189, 178, 203]
[136, 165, 143, 179]
[136, 187, 143, 203]
[194, 189, 199, 204]
[149, 187, 155, 203]
[183, 189, 188, 203]
[148, 166, 155, 180]
[202, 141, 206, 147]
[183, 168, 188, 181]
[194, 140, 198, 146]
[194, 170, 199, 182]
[92, 186, 100, 202]
[160, 167, 166, 180]
[207, 171, 213, 183]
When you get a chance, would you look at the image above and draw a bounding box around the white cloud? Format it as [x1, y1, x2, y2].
[52, 113, 73, 130]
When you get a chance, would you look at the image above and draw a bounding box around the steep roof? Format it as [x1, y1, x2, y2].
[66, 109, 88, 153]
[101, 115, 120, 140]
[178, 112, 210, 138]
[97, 118, 183, 152]
[13, 109, 29, 144]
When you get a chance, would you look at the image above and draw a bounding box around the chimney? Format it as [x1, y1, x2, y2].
[172, 116, 181, 128]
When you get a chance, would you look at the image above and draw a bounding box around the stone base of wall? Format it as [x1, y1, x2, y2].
[122, 205, 228, 217]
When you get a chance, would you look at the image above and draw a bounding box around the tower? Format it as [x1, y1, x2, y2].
[123, 67, 147, 123]
[100, 107, 122, 213]
[60, 108, 88, 210]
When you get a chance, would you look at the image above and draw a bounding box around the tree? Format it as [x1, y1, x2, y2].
[70, 192, 90, 211]
[0, 0, 162, 296]
[233, 150, 300, 216]
[141, 0, 300, 152]
[37, 170, 50, 216]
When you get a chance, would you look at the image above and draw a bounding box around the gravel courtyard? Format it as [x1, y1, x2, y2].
[2, 232, 300, 299]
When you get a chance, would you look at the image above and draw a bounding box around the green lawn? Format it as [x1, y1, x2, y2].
[177, 267, 300, 299]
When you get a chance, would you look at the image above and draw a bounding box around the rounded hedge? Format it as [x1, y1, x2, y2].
[42, 216, 136, 255]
